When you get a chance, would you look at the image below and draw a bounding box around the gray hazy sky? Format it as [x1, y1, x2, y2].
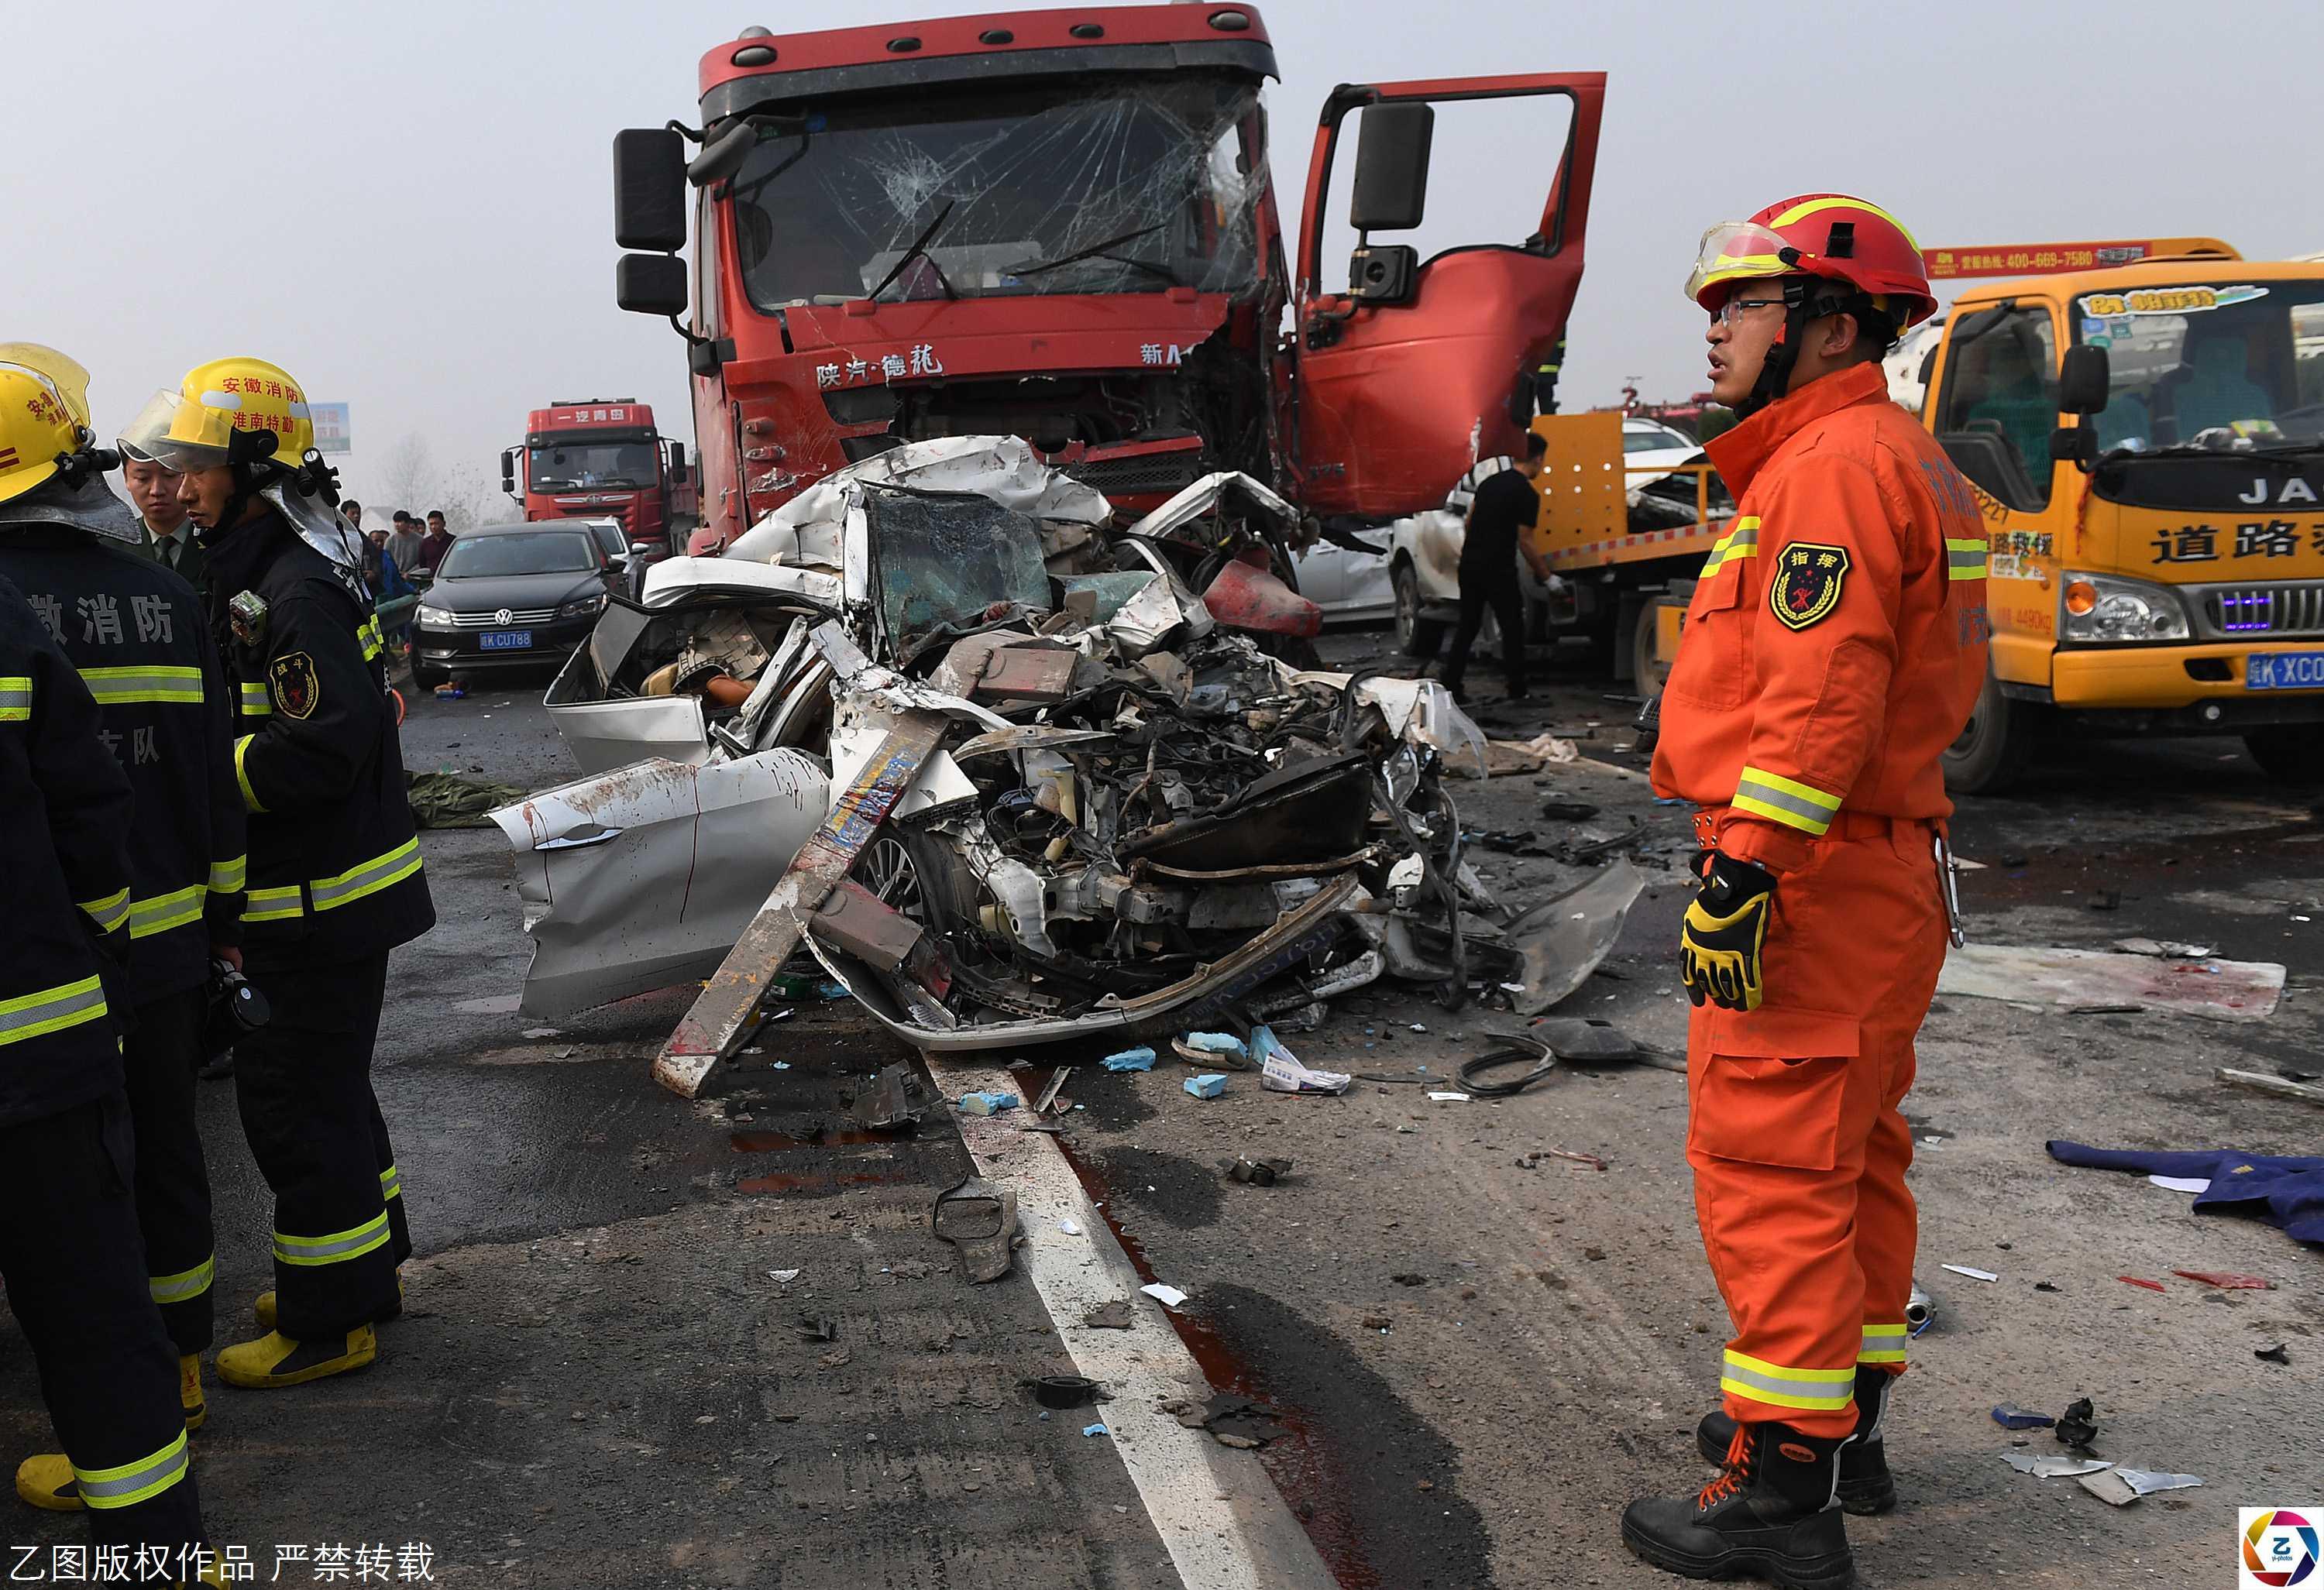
[16, 0, 2322, 512]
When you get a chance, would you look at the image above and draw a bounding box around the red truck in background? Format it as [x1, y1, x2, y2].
[500, 399, 699, 554]
[608, 5, 1603, 554]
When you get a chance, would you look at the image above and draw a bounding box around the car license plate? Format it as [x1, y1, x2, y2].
[2248, 651, 2324, 690]
[479, 630, 534, 651]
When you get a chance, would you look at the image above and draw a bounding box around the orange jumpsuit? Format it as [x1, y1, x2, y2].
[1651, 362, 1989, 1437]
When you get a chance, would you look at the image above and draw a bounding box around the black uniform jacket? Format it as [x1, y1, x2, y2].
[0, 574, 136, 1128]
[202, 509, 433, 967]
[0, 527, 246, 1004]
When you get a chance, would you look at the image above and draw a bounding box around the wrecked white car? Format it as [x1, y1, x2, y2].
[497, 438, 1643, 1053]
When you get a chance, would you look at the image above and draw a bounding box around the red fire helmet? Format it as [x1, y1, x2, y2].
[1686, 194, 1937, 328]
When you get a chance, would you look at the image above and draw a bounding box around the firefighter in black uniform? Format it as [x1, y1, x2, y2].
[0, 354, 208, 1566]
[0, 348, 243, 1508]
[122, 358, 433, 1389]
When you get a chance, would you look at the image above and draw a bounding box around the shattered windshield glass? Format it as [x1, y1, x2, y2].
[731, 74, 1265, 309]
[864, 488, 1051, 645]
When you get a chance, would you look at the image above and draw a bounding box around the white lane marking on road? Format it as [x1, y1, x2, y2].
[930, 1056, 1337, 1590]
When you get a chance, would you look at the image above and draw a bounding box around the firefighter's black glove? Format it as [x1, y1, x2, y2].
[1679, 852, 1776, 1011]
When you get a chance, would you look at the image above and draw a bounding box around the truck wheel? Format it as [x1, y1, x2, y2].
[1394, 562, 1446, 661]
[2244, 728, 2324, 786]
[1942, 669, 2036, 795]
[1628, 596, 1682, 695]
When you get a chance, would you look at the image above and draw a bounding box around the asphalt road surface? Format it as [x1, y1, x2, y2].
[3, 632, 2317, 1589]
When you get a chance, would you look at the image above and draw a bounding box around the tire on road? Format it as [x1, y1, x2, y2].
[2245, 726, 2324, 785]
[1393, 560, 1446, 661]
[1942, 666, 2037, 795]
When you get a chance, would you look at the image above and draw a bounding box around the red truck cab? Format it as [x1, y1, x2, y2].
[611, 5, 1604, 554]
[500, 399, 698, 555]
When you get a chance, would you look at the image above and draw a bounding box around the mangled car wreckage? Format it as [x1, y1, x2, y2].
[492, 439, 1641, 1077]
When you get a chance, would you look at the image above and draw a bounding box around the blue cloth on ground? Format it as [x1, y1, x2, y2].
[2046, 1139, 2324, 1245]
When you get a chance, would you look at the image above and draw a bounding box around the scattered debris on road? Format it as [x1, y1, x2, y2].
[1937, 943, 2284, 1022]
[933, 1175, 1017, 1283]
[2078, 1466, 2202, 1506]
[1941, 1263, 1999, 1283]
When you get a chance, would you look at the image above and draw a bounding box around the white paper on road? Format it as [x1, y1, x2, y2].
[1140, 1282, 1190, 1309]
[1937, 943, 2284, 1022]
[1253, 1025, 1349, 1096]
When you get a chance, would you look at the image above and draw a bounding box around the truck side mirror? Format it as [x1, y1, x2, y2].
[667, 440, 687, 476]
[2058, 343, 2110, 415]
[499, 448, 516, 496]
[1349, 102, 1433, 232]
[613, 128, 688, 251]
[617, 253, 689, 317]
[1347, 243, 1419, 304]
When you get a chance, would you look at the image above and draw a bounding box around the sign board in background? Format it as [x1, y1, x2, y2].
[310, 401, 351, 455]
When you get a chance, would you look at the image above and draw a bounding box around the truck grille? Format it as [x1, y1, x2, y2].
[2195, 582, 2324, 639]
[449, 607, 559, 628]
[1063, 452, 1207, 497]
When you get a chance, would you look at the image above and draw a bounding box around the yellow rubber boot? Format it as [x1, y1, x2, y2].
[215, 1325, 376, 1389]
[180, 1355, 205, 1433]
[256, 1268, 401, 1333]
[13, 1452, 79, 1511]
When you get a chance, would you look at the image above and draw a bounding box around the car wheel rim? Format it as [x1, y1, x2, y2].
[861, 836, 926, 922]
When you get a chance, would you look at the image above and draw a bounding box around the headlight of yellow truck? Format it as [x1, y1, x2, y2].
[2059, 572, 2190, 644]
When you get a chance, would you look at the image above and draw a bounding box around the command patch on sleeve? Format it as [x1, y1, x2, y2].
[269, 651, 320, 720]
[1769, 542, 1851, 631]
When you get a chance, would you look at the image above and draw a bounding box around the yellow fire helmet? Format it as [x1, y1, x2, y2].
[0, 344, 95, 506]
[119, 356, 314, 472]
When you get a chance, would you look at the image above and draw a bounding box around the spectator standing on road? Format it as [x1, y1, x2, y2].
[1623, 195, 1987, 1590]
[124, 443, 206, 594]
[123, 356, 433, 1393]
[386, 510, 425, 580]
[414, 509, 453, 574]
[0, 353, 210, 1564]
[0, 348, 244, 1498]
[1437, 430, 1547, 703]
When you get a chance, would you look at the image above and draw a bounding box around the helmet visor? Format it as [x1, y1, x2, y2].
[1686, 222, 1798, 307]
[118, 387, 234, 471]
[0, 345, 93, 431]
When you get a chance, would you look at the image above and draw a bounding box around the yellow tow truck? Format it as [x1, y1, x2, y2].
[1529, 236, 2324, 791]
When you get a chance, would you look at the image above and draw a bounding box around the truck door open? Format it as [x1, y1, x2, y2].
[1290, 73, 1605, 521]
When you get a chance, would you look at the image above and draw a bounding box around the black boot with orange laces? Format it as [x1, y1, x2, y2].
[1621, 1420, 1856, 1589]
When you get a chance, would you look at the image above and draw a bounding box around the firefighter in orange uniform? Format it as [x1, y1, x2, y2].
[1623, 196, 1989, 1589]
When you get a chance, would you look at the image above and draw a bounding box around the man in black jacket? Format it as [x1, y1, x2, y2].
[122, 357, 433, 1391]
[0, 354, 244, 1495]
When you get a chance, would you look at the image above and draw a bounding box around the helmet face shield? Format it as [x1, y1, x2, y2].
[0, 345, 94, 432]
[1686, 222, 1796, 309]
[119, 387, 235, 472]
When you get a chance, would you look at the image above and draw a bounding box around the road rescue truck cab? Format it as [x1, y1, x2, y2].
[500, 400, 696, 556]
[606, 7, 1604, 558]
[1902, 241, 2324, 790]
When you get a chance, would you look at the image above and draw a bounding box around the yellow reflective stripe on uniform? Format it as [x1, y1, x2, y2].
[1720, 1350, 1857, 1413]
[1768, 195, 1922, 251]
[129, 884, 205, 939]
[309, 838, 422, 913]
[1944, 537, 1988, 580]
[77, 887, 132, 935]
[0, 975, 108, 1046]
[273, 1211, 392, 1268]
[71, 1430, 189, 1511]
[1859, 1323, 1909, 1365]
[1700, 517, 1762, 577]
[0, 675, 29, 720]
[380, 1164, 402, 1201]
[233, 733, 264, 812]
[241, 886, 304, 924]
[1732, 766, 1844, 836]
[76, 664, 204, 706]
[359, 616, 383, 661]
[209, 854, 247, 894]
[239, 682, 272, 717]
[150, 1254, 216, 1306]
